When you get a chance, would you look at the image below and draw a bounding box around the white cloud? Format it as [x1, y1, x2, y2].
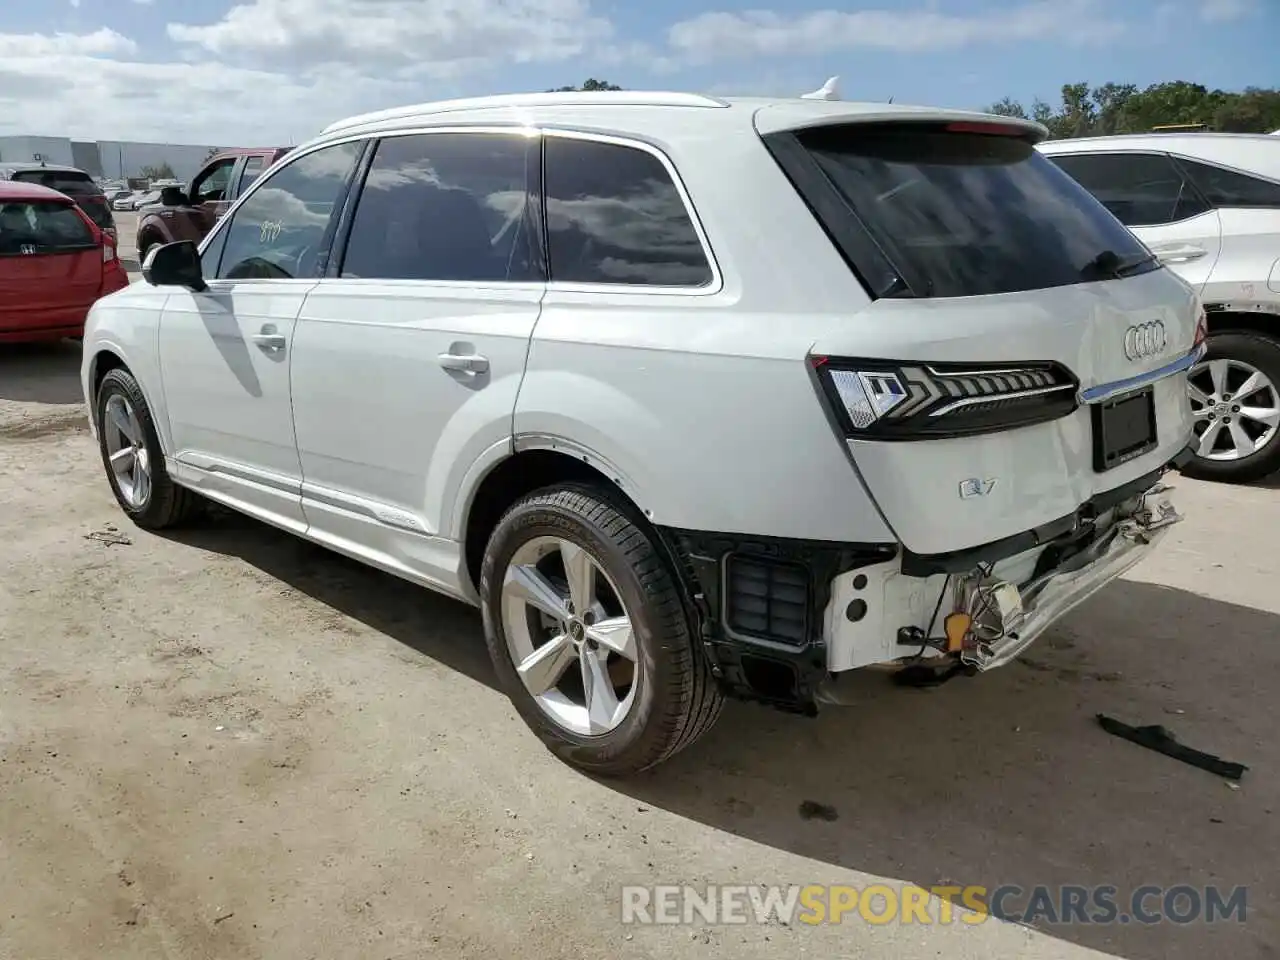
[167, 0, 613, 78]
[0, 28, 137, 58]
[0, 29, 421, 143]
[667, 0, 1126, 62]
[1199, 0, 1259, 22]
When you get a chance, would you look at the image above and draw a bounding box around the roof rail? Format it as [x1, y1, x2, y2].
[323, 91, 730, 135]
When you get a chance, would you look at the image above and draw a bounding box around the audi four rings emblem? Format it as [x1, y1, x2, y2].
[1123, 320, 1168, 362]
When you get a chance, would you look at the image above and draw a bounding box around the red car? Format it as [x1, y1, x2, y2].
[0, 180, 130, 343]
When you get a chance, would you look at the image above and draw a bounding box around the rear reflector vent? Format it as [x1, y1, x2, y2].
[724, 554, 810, 647]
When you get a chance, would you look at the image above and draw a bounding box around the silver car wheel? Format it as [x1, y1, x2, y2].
[103, 394, 151, 508]
[500, 535, 640, 737]
[1188, 357, 1280, 462]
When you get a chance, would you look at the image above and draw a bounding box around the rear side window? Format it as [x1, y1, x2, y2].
[340, 133, 536, 282]
[12, 169, 97, 196]
[214, 141, 361, 280]
[781, 125, 1158, 299]
[1047, 152, 1209, 226]
[543, 137, 713, 287]
[0, 200, 94, 255]
[1178, 158, 1280, 209]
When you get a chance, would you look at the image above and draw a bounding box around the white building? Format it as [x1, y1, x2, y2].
[0, 135, 230, 182]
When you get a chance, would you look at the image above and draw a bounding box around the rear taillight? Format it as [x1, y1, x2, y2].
[810, 356, 1078, 440]
[103, 243, 116, 263]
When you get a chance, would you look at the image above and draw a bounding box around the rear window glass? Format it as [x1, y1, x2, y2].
[1178, 158, 1280, 209]
[0, 200, 94, 255]
[790, 125, 1156, 298]
[12, 170, 97, 195]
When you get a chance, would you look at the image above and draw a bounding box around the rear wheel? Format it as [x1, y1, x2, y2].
[95, 367, 199, 529]
[1181, 332, 1280, 484]
[479, 485, 723, 776]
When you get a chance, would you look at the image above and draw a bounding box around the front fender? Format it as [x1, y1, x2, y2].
[135, 211, 172, 245]
[82, 290, 173, 453]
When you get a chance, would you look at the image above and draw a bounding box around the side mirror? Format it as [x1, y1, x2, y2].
[143, 241, 207, 292]
[160, 186, 188, 206]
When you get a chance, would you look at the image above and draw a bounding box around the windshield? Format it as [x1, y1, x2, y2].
[789, 124, 1157, 298]
[0, 200, 96, 256]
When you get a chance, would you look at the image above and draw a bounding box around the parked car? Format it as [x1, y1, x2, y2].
[82, 92, 1201, 775]
[130, 191, 164, 212]
[135, 148, 290, 261]
[112, 192, 142, 211]
[1041, 133, 1280, 482]
[0, 180, 129, 343]
[0, 162, 117, 241]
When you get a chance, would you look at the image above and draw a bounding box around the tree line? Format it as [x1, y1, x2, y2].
[987, 81, 1280, 138]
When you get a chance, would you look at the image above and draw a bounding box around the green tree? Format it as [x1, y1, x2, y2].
[986, 80, 1280, 139]
[987, 97, 1027, 119]
[140, 162, 175, 180]
[548, 78, 623, 92]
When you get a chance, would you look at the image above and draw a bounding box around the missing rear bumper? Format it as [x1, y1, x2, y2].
[949, 483, 1180, 671]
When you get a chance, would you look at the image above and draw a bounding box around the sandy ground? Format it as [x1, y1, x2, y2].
[1, 340, 1277, 960]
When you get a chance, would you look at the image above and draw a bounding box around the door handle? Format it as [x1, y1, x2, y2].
[252, 331, 287, 352]
[438, 352, 489, 375]
[1152, 244, 1207, 264]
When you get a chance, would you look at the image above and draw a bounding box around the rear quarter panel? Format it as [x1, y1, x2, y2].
[514, 119, 896, 545]
[1203, 208, 1280, 311]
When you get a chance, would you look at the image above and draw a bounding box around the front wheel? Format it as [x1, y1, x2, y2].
[95, 367, 199, 529]
[1181, 332, 1280, 484]
[480, 485, 723, 776]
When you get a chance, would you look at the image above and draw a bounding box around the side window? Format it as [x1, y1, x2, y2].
[1178, 158, 1280, 209]
[1048, 152, 1209, 226]
[543, 137, 713, 287]
[340, 133, 535, 282]
[216, 141, 361, 281]
[192, 159, 236, 204]
[236, 156, 266, 199]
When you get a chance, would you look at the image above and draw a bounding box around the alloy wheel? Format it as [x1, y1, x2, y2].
[1188, 357, 1280, 462]
[500, 536, 640, 737]
[103, 393, 152, 508]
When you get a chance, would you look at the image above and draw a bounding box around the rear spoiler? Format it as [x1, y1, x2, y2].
[758, 98, 1048, 143]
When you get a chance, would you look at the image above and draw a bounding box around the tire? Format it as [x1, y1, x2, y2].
[95, 367, 199, 529]
[1180, 331, 1280, 484]
[480, 484, 723, 776]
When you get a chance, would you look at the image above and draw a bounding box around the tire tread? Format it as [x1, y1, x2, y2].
[482, 483, 723, 775]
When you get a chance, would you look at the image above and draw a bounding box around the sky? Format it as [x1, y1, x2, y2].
[0, 0, 1274, 146]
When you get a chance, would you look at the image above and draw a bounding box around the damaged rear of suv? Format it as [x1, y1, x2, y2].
[494, 98, 1203, 774]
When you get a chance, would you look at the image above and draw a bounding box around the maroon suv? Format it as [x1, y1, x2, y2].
[135, 147, 290, 260]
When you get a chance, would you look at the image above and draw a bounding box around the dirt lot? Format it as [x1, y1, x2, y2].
[1, 341, 1277, 960]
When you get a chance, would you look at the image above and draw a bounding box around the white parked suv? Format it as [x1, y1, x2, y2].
[82, 92, 1202, 775]
[1041, 134, 1280, 483]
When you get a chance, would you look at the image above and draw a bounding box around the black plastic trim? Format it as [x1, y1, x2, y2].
[900, 459, 1173, 577]
[654, 527, 897, 713]
[760, 131, 908, 299]
[324, 138, 376, 278]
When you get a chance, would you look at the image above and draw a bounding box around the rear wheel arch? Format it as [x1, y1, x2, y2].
[1203, 305, 1280, 340]
[462, 448, 649, 597]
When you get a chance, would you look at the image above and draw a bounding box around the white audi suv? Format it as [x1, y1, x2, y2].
[81, 92, 1201, 774]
